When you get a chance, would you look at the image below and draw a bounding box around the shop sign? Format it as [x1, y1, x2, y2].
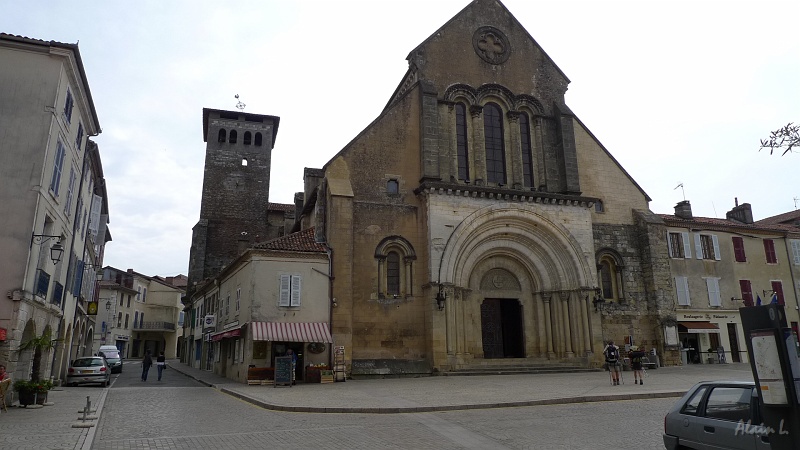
[115, 335, 129, 341]
[681, 313, 708, 320]
[203, 314, 217, 329]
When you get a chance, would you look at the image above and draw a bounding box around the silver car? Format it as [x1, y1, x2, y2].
[66, 356, 111, 387]
[663, 381, 770, 450]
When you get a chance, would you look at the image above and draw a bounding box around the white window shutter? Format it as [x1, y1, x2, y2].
[682, 232, 691, 259]
[706, 277, 721, 307]
[712, 235, 721, 260]
[667, 232, 674, 258]
[291, 275, 302, 306]
[791, 240, 800, 265]
[676, 276, 691, 306]
[279, 275, 290, 306]
[694, 233, 703, 259]
[89, 194, 102, 237]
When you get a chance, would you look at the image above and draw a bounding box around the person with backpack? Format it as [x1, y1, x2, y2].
[629, 345, 646, 385]
[604, 340, 621, 385]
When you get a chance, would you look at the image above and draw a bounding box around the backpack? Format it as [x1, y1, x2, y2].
[605, 346, 619, 363]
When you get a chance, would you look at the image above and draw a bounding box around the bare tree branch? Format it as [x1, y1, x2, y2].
[760, 122, 799, 155]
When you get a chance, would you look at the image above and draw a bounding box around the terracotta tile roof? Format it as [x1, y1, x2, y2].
[267, 202, 295, 212]
[660, 214, 800, 235]
[756, 209, 800, 226]
[254, 227, 326, 253]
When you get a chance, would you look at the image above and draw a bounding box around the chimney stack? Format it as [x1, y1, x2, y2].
[674, 200, 693, 220]
[726, 200, 754, 224]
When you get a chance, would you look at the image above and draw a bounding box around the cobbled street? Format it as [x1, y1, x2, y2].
[92, 361, 671, 449]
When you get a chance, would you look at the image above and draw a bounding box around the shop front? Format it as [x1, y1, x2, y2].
[677, 311, 747, 364]
[247, 322, 333, 384]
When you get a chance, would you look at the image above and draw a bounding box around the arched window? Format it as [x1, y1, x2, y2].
[218, 129, 226, 143]
[244, 131, 252, 145]
[387, 252, 400, 296]
[229, 130, 238, 144]
[375, 236, 416, 299]
[254, 132, 263, 146]
[455, 103, 470, 181]
[597, 251, 624, 302]
[520, 113, 534, 188]
[483, 103, 506, 184]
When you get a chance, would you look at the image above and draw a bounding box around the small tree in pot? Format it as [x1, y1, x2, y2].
[14, 329, 60, 406]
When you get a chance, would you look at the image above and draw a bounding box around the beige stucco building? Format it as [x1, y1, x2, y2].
[660, 200, 800, 365]
[94, 267, 184, 359]
[0, 33, 111, 386]
[185, 228, 331, 383]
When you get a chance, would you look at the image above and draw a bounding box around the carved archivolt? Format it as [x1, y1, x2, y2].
[443, 83, 544, 115]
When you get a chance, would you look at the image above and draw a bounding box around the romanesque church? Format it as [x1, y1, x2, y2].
[296, 0, 675, 375]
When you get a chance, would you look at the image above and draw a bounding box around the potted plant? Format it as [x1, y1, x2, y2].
[14, 329, 59, 406]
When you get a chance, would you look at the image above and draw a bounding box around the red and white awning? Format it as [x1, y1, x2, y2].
[250, 322, 332, 343]
[210, 328, 241, 342]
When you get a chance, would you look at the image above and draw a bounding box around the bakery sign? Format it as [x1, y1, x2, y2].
[680, 313, 709, 320]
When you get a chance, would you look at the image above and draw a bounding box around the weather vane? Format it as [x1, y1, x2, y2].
[235, 94, 246, 111]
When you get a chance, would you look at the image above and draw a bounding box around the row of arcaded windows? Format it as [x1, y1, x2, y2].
[217, 129, 263, 146]
[455, 102, 536, 188]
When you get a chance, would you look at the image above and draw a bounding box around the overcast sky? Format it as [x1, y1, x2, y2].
[3, 0, 798, 278]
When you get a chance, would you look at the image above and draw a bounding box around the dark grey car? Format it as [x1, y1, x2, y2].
[663, 381, 771, 450]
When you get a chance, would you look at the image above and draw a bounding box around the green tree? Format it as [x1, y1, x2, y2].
[760, 122, 799, 155]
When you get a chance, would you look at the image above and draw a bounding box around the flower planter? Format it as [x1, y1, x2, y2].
[17, 389, 47, 407]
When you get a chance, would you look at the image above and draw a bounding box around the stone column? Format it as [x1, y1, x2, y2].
[469, 105, 486, 185]
[543, 293, 554, 359]
[533, 116, 547, 191]
[506, 111, 522, 188]
[581, 290, 593, 355]
[446, 287, 455, 356]
[570, 293, 583, 355]
[561, 291, 574, 357]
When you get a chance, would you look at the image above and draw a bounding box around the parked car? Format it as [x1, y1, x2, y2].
[66, 356, 110, 387]
[98, 348, 123, 374]
[663, 381, 771, 450]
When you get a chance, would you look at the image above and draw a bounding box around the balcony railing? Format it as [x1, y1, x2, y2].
[133, 321, 176, 331]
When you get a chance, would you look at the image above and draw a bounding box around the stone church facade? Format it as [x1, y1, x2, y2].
[297, 0, 679, 376]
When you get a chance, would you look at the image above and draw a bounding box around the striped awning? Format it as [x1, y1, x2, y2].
[250, 322, 333, 343]
[210, 328, 241, 342]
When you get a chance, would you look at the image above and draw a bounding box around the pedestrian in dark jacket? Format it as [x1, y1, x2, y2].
[141, 350, 153, 381]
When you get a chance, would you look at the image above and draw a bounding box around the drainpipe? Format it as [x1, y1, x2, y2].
[323, 244, 335, 368]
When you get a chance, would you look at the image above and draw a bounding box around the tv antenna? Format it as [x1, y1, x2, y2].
[794, 197, 798, 209]
[235, 94, 246, 111]
[674, 183, 685, 201]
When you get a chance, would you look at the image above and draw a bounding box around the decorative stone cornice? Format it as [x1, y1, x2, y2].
[415, 181, 599, 209]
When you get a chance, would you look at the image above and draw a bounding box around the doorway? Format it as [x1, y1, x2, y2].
[480, 299, 524, 358]
[726, 323, 741, 363]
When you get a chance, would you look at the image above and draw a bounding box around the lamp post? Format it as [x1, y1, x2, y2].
[31, 234, 64, 264]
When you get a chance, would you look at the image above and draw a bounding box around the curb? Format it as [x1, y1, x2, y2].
[170, 364, 684, 414]
[220, 387, 685, 414]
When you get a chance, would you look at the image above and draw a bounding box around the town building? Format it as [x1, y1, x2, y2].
[95, 267, 184, 359]
[185, 228, 331, 383]
[0, 33, 110, 385]
[660, 200, 800, 365]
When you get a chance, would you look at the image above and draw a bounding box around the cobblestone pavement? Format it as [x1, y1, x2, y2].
[0, 383, 108, 450]
[93, 378, 672, 449]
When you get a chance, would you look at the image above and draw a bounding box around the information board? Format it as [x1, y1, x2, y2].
[274, 356, 293, 388]
[751, 330, 787, 405]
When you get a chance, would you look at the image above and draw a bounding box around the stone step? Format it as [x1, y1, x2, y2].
[441, 367, 601, 376]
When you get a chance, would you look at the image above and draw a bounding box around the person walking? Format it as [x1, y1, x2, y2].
[156, 351, 166, 381]
[141, 350, 153, 381]
[629, 345, 646, 385]
[0, 364, 8, 381]
[604, 341, 622, 386]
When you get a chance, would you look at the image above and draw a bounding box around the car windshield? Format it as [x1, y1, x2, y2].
[103, 351, 121, 359]
[73, 359, 104, 368]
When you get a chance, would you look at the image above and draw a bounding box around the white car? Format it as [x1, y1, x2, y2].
[66, 356, 110, 387]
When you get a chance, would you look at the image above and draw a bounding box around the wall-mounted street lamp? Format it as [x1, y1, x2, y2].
[31, 234, 64, 264]
[435, 285, 446, 311]
[592, 288, 606, 312]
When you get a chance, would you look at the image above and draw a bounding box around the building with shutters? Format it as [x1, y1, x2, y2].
[0, 33, 111, 385]
[660, 200, 800, 365]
